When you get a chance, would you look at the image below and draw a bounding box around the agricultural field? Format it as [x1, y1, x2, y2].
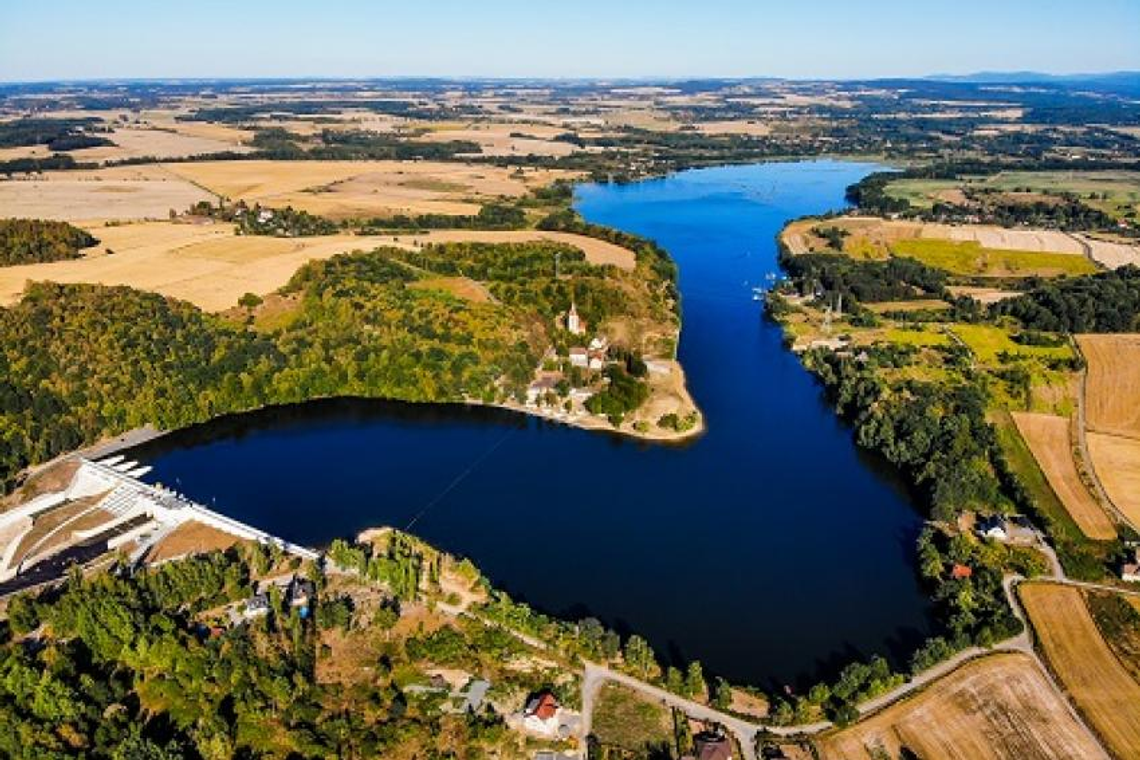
[1020, 582, 1140, 759]
[162, 159, 574, 219]
[891, 238, 1097, 278]
[815, 653, 1107, 760]
[884, 170, 1140, 223]
[1010, 412, 1114, 540]
[780, 216, 1108, 278]
[949, 324, 1073, 364]
[1078, 334, 1140, 440]
[1077, 335, 1140, 526]
[1087, 433, 1140, 526]
[0, 221, 636, 311]
[0, 164, 212, 222]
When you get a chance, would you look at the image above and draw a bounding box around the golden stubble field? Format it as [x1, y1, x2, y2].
[781, 216, 1090, 257]
[162, 160, 575, 219]
[0, 164, 213, 221]
[1010, 412, 1115, 539]
[1020, 583, 1140, 759]
[0, 221, 635, 312]
[1077, 334, 1140, 524]
[815, 652, 1107, 760]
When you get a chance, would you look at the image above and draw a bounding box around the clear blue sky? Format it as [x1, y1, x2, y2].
[2, 0, 1138, 82]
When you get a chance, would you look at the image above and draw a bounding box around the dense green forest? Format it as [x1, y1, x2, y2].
[0, 218, 98, 265]
[0, 543, 529, 758]
[990, 266, 1140, 331]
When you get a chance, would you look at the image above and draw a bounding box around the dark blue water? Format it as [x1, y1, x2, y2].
[129, 160, 933, 687]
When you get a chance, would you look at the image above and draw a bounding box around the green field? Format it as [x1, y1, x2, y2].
[950, 324, 1073, 364]
[891, 238, 1097, 277]
[884, 326, 951, 347]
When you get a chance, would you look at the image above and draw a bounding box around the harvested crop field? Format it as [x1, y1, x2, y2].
[1081, 236, 1140, 270]
[781, 216, 1098, 277]
[1087, 433, 1140, 526]
[0, 222, 636, 311]
[1078, 334, 1140, 440]
[0, 165, 213, 222]
[1010, 412, 1115, 539]
[1021, 582, 1140, 759]
[64, 126, 254, 163]
[162, 160, 573, 219]
[892, 238, 1096, 278]
[815, 652, 1106, 760]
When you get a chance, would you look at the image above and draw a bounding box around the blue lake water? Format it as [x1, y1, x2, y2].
[129, 160, 933, 687]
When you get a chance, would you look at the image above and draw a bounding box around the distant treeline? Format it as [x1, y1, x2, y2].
[0, 117, 113, 152]
[177, 99, 478, 123]
[0, 218, 98, 266]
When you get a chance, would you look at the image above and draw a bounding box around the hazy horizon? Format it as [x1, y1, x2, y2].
[2, 0, 1138, 83]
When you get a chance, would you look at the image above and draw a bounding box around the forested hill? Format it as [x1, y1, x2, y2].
[0, 218, 97, 266]
[0, 239, 674, 492]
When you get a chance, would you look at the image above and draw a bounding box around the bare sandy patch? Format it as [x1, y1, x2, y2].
[147, 519, 242, 563]
[815, 652, 1106, 760]
[1011, 412, 1114, 539]
[409, 276, 493, 303]
[946, 286, 1022, 304]
[1021, 582, 1140, 759]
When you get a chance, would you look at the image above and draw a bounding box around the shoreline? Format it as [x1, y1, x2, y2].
[10, 362, 704, 492]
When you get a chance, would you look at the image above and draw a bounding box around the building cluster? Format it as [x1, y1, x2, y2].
[240, 575, 316, 622]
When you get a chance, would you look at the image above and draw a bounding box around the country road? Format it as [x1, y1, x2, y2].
[580, 662, 770, 760]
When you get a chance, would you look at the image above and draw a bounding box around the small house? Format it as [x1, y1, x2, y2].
[243, 593, 270, 620]
[1122, 548, 1140, 583]
[287, 576, 315, 610]
[523, 691, 560, 736]
[977, 515, 1036, 544]
[568, 348, 589, 368]
[950, 563, 973, 579]
[682, 733, 733, 760]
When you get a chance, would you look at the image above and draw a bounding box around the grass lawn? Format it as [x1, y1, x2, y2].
[950, 324, 1073, 364]
[591, 683, 674, 754]
[891, 239, 1097, 278]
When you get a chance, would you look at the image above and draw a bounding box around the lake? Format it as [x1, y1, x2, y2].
[129, 160, 933, 688]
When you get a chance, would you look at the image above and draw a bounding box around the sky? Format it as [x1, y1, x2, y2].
[2, 0, 1138, 82]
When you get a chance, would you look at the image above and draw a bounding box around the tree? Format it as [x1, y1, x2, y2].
[623, 635, 658, 679]
[684, 661, 705, 700]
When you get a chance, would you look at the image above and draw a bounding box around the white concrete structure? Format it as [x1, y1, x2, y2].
[566, 302, 584, 336]
[0, 457, 318, 584]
